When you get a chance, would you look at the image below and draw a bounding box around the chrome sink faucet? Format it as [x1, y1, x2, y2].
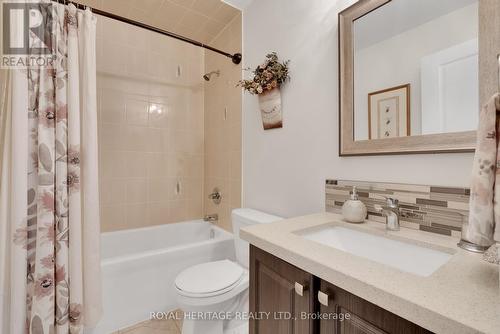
[374, 197, 400, 231]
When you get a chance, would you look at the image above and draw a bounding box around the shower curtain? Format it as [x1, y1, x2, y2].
[0, 3, 101, 333]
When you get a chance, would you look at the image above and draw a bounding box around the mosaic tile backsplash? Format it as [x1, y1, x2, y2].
[326, 180, 470, 237]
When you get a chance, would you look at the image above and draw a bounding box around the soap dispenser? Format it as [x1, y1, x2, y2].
[342, 186, 367, 223]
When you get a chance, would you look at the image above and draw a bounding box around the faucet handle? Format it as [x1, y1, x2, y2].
[208, 187, 222, 204]
[385, 197, 399, 208]
[373, 194, 399, 208]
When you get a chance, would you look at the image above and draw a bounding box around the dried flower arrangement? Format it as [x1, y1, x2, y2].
[238, 52, 290, 95]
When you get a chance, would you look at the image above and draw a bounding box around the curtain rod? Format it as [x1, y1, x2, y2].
[53, 0, 242, 64]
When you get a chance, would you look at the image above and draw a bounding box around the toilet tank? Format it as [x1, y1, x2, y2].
[232, 208, 283, 268]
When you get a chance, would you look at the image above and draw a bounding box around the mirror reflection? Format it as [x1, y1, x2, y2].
[353, 0, 479, 140]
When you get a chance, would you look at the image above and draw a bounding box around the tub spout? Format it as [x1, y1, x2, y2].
[204, 214, 218, 223]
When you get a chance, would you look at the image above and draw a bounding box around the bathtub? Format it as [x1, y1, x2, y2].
[87, 220, 235, 334]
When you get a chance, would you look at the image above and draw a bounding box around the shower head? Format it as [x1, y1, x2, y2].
[203, 70, 220, 81]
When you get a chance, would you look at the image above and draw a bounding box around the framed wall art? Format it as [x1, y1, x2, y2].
[368, 84, 410, 139]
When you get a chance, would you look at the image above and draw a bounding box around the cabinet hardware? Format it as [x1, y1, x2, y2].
[318, 291, 330, 306]
[294, 282, 307, 296]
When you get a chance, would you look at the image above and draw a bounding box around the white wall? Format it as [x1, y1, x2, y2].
[242, 0, 475, 218]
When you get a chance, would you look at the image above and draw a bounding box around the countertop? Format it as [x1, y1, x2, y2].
[240, 212, 500, 334]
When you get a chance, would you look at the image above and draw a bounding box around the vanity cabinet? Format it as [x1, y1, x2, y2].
[318, 280, 432, 334]
[249, 245, 317, 334]
[249, 246, 433, 334]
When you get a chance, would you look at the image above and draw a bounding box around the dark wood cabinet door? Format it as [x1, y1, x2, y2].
[249, 245, 317, 334]
[319, 280, 433, 334]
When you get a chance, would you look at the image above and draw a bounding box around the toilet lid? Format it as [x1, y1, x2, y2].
[175, 260, 244, 297]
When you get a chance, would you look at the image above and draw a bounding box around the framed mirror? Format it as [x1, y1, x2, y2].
[338, 0, 493, 156]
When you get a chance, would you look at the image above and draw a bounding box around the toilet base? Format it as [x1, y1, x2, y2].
[178, 288, 249, 334]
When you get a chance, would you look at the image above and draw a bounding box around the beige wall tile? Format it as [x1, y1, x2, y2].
[100, 150, 126, 179]
[230, 180, 242, 209]
[101, 205, 127, 232]
[100, 41, 127, 75]
[213, 151, 230, 179]
[100, 89, 125, 124]
[126, 203, 150, 228]
[168, 105, 188, 131]
[101, 15, 128, 45]
[126, 49, 149, 77]
[99, 123, 123, 150]
[186, 155, 204, 179]
[149, 202, 169, 226]
[100, 180, 127, 205]
[228, 124, 242, 152]
[148, 178, 170, 202]
[168, 130, 188, 153]
[122, 126, 150, 151]
[167, 153, 188, 177]
[229, 150, 242, 181]
[212, 6, 239, 28]
[169, 200, 188, 223]
[148, 102, 168, 128]
[187, 194, 204, 221]
[126, 179, 148, 203]
[203, 14, 242, 232]
[192, 0, 222, 17]
[126, 25, 150, 50]
[84, 0, 240, 49]
[167, 177, 184, 200]
[147, 153, 168, 178]
[184, 178, 203, 201]
[186, 133, 204, 155]
[125, 97, 149, 126]
[96, 9, 241, 232]
[124, 152, 148, 177]
[147, 128, 165, 153]
[126, 7, 150, 25]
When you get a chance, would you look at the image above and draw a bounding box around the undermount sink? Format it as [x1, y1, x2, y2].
[298, 226, 452, 277]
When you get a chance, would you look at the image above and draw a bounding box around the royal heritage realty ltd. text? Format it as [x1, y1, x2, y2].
[150, 311, 351, 321]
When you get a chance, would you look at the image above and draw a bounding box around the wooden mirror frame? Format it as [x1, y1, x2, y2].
[339, 0, 499, 156]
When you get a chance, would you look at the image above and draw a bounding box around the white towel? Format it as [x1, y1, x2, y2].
[468, 93, 500, 246]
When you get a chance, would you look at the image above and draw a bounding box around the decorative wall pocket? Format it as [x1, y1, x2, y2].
[238, 52, 290, 130]
[258, 87, 282, 129]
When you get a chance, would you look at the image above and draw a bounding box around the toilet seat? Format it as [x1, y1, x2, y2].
[175, 260, 244, 298]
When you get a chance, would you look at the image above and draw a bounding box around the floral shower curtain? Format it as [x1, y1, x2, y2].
[1, 3, 101, 333]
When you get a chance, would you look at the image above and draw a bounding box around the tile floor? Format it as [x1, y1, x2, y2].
[114, 310, 183, 334]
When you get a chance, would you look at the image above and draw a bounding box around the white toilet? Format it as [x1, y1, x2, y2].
[174, 208, 282, 334]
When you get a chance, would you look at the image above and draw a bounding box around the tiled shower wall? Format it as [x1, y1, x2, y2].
[326, 179, 469, 237]
[97, 16, 205, 231]
[204, 14, 243, 232]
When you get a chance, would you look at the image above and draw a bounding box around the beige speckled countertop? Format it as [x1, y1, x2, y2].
[240, 212, 500, 334]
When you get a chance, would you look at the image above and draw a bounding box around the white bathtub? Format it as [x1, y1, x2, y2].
[87, 220, 235, 334]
